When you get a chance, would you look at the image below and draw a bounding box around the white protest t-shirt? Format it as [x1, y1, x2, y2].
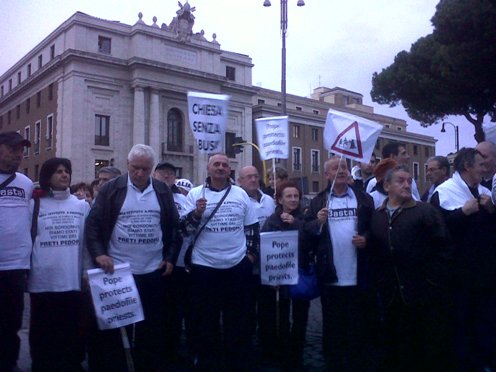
[185, 185, 258, 269]
[0, 172, 33, 270]
[327, 188, 358, 286]
[173, 191, 191, 268]
[109, 179, 163, 275]
[28, 194, 89, 292]
[249, 190, 275, 228]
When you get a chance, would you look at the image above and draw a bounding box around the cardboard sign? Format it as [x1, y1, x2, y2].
[255, 116, 289, 160]
[260, 230, 299, 286]
[87, 263, 144, 330]
[187, 91, 230, 154]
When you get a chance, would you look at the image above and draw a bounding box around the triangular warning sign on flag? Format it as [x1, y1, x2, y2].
[324, 109, 382, 162]
[330, 121, 363, 158]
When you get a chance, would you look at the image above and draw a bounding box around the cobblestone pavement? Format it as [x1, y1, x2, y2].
[18, 295, 325, 371]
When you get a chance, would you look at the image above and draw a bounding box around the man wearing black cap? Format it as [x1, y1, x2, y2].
[0, 131, 34, 371]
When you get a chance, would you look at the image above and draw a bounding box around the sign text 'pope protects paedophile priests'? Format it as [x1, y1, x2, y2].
[187, 91, 230, 154]
[260, 230, 299, 286]
[87, 263, 144, 330]
[255, 116, 289, 160]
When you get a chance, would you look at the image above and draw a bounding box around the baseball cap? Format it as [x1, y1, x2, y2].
[0, 131, 31, 147]
[175, 178, 193, 192]
[155, 162, 177, 172]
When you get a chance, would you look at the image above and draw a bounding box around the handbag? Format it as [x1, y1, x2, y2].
[289, 265, 320, 300]
[184, 184, 231, 272]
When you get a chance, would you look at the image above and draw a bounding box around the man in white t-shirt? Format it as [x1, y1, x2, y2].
[183, 153, 259, 371]
[304, 156, 375, 371]
[0, 132, 33, 371]
[86, 144, 180, 371]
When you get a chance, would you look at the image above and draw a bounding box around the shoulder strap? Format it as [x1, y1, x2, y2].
[31, 197, 40, 244]
[191, 184, 232, 248]
[0, 173, 16, 191]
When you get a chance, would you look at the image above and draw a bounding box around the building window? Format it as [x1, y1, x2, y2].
[36, 91, 41, 107]
[9, 79, 12, 91]
[0, 116, 3, 129]
[424, 146, 430, 157]
[226, 66, 236, 81]
[225, 132, 236, 159]
[24, 126, 30, 157]
[34, 164, 39, 182]
[98, 36, 111, 54]
[50, 44, 55, 60]
[34, 121, 41, 154]
[7, 111, 11, 125]
[95, 114, 110, 146]
[292, 147, 302, 171]
[292, 125, 300, 139]
[257, 99, 265, 105]
[38, 54, 43, 69]
[17, 72, 21, 85]
[27, 64, 31, 77]
[296, 106, 302, 111]
[312, 181, 320, 193]
[384, 124, 390, 128]
[48, 84, 53, 101]
[277, 103, 282, 108]
[397, 127, 402, 131]
[16, 105, 20, 119]
[413, 145, 418, 156]
[311, 149, 320, 172]
[311, 128, 318, 142]
[166, 108, 183, 152]
[23, 168, 28, 177]
[46, 114, 53, 149]
[26, 98, 30, 114]
[413, 162, 419, 181]
[1, 85, 3, 97]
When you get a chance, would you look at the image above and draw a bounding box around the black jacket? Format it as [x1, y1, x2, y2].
[303, 185, 374, 287]
[369, 199, 453, 306]
[85, 174, 181, 265]
[262, 206, 312, 269]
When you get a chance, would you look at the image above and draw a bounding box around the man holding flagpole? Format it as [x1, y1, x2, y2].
[303, 156, 375, 370]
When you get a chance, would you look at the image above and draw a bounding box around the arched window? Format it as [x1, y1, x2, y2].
[167, 108, 183, 152]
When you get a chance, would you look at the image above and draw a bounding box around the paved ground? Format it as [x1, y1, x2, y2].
[17, 294, 325, 371]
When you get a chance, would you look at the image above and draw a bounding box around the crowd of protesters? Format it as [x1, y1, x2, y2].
[1, 129, 496, 372]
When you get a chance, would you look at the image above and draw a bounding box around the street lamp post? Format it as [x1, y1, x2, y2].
[441, 121, 460, 153]
[263, 0, 305, 115]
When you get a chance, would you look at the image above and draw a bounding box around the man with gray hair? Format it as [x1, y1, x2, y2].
[86, 144, 180, 371]
[421, 156, 450, 202]
[475, 141, 496, 189]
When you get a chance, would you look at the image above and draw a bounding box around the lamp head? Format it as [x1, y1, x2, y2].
[441, 123, 446, 133]
[263, 0, 271, 6]
[297, 0, 305, 6]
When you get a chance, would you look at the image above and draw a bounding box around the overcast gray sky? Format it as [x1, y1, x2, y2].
[0, 0, 480, 155]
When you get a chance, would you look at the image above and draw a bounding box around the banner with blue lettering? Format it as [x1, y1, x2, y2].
[255, 116, 289, 160]
[260, 230, 299, 286]
[187, 92, 230, 154]
[87, 263, 144, 330]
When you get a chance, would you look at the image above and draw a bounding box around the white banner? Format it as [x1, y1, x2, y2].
[187, 91, 230, 154]
[483, 122, 496, 145]
[324, 109, 382, 162]
[255, 116, 289, 160]
[260, 230, 298, 286]
[87, 263, 144, 330]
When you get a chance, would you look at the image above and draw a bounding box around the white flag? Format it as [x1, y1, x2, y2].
[187, 92, 230, 154]
[324, 109, 382, 162]
[255, 116, 289, 160]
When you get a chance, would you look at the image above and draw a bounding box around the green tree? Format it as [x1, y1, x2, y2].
[371, 0, 496, 142]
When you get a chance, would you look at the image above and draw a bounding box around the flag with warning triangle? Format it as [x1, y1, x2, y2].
[324, 109, 383, 162]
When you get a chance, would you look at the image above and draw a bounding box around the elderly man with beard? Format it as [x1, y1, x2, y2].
[431, 148, 496, 371]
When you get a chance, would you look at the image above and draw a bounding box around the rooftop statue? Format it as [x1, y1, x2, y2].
[169, 1, 196, 42]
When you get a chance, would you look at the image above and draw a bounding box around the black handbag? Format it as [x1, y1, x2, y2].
[184, 185, 231, 272]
